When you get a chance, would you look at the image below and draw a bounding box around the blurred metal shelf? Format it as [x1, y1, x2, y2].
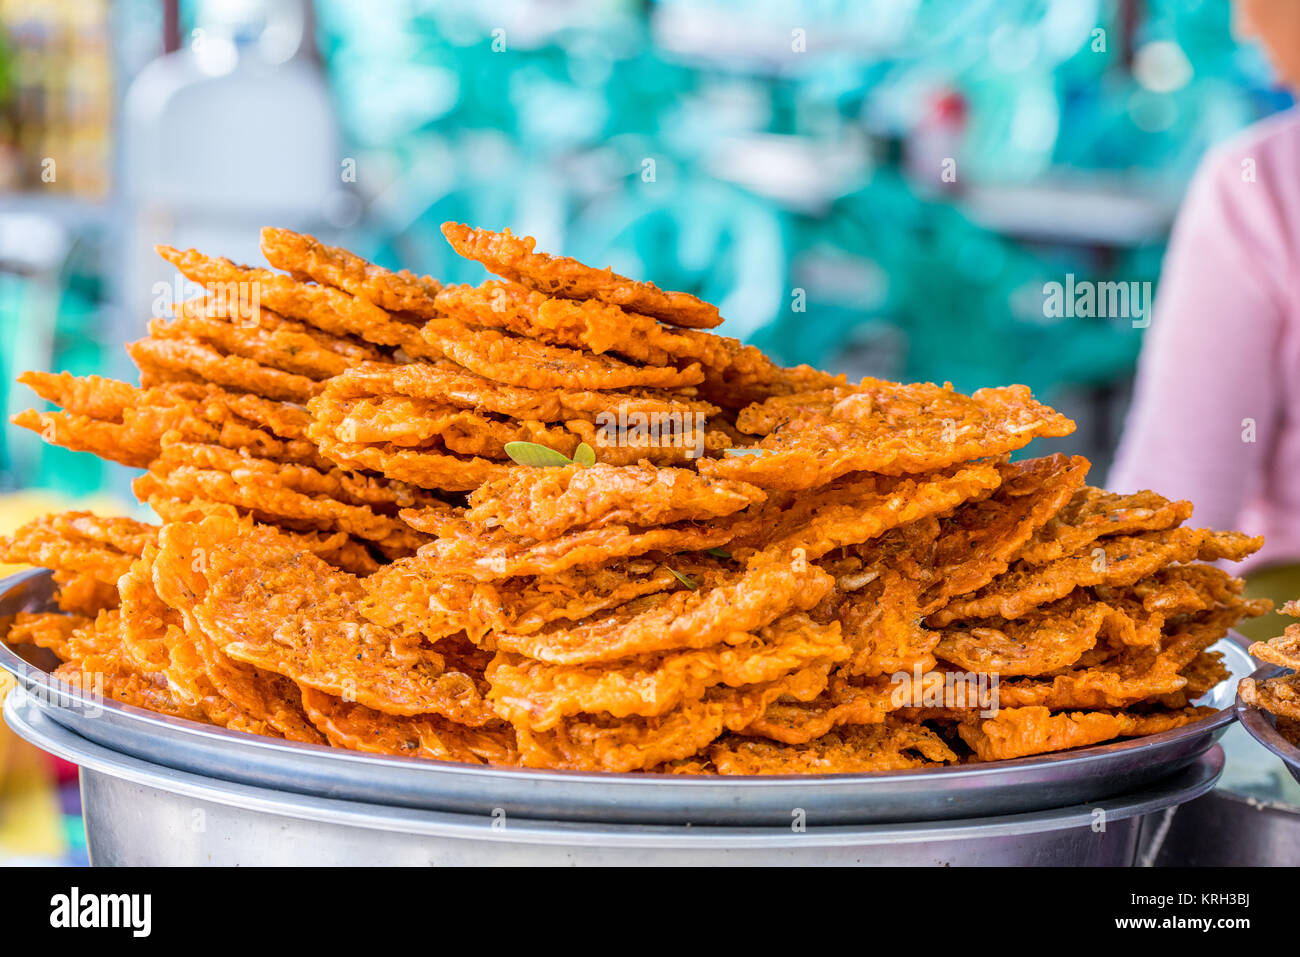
[0, 193, 110, 232]
[959, 178, 1179, 246]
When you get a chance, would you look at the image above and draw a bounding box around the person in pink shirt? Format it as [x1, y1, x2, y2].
[1109, 0, 1300, 638]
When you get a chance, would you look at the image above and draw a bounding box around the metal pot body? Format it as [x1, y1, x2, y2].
[79, 767, 1154, 866]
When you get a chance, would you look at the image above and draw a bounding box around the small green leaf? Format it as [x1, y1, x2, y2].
[504, 442, 573, 468]
[705, 547, 732, 559]
[666, 567, 698, 590]
[572, 442, 596, 467]
[722, 447, 772, 457]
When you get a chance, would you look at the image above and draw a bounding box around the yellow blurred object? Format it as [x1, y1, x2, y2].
[0, 490, 134, 860]
[0, 717, 64, 861]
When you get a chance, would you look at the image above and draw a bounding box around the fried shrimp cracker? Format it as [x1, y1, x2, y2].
[918, 455, 1088, 612]
[698, 380, 1075, 490]
[935, 601, 1129, 676]
[835, 569, 938, 677]
[299, 687, 515, 764]
[117, 549, 177, 674]
[146, 496, 381, 575]
[309, 433, 508, 492]
[494, 554, 834, 665]
[423, 314, 706, 391]
[153, 515, 492, 723]
[407, 506, 762, 581]
[436, 280, 737, 366]
[1249, 622, 1300, 671]
[7, 612, 88, 661]
[361, 556, 699, 643]
[958, 705, 1209, 761]
[1239, 673, 1300, 720]
[156, 306, 370, 381]
[734, 463, 1000, 561]
[513, 664, 831, 771]
[465, 463, 766, 541]
[16, 370, 142, 419]
[993, 649, 1190, 710]
[157, 244, 433, 355]
[487, 613, 846, 730]
[52, 571, 120, 616]
[442, 222, 722, 328]
[0, 512, 156, 585]
[50, 610, 208, 721]
[310, 392, 571, 451]
[128, 335, 322, 403]
[134, 459, 422, 549]
[260, 227, 442, 317]
[11, 408, 160, 468]
[1020, 487, 1194, 565]
[192, 636, 326, 744]
[155, 439, 440, 510]
[322, 359, 718, 422]
[926, 528, 1244, 627]
[739, 675, 901, 744]
[708, 719, 957, 774]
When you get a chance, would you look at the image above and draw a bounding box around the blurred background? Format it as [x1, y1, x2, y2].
[0, 0, 1290, 501]
[0, 0, 1292, 861]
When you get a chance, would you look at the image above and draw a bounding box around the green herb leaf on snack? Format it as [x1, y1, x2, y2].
[666, 567, 698, 590]
[705, 547, 732, 558]
[572, 442, 597, 467]
[504, 442, 574, 468]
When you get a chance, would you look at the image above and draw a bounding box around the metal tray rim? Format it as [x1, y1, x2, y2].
[4, 695, 1225, 847]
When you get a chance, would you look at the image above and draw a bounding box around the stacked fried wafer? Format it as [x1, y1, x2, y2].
[1239, 602, 1300, 747]
[0, 225, 1269, 773]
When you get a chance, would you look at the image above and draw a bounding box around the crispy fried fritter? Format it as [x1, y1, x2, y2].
[0, 512, 156, 585]
[733, 463, 1001, 561]
[927, 528, 1261, 627]
[156, 244, 432, 355]
[1249, 622, 1300, 670]
[918, 455, 1088, 612]
[7, 612, 86, 661]
[493, 554, 832, 664]
[465, 463, 766, 541]
[435, 280, 735, 366]
[423, 315, 706, 391]
[1019, 487, 1194, 565]
[487, 613, 846, 730]
[935, 602, 1129, 677]
[698, 380, 1075, 490]
[129, 335, 322, 403]
[300, 687, 515, 763]
[361, 556, 708, 643]
[442, 223, 722, 329]
[513, 664, 832, 772]
[738, 675, 900, 744]
[321, 360, 719, 423]
[261, 227, 442, 316]
[1239, 673, 1300, 721]
[707, 719, 957, 774]
[958, 705, 1212, 761]
[152, 515, 491, 724]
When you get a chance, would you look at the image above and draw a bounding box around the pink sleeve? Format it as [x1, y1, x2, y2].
[1107, 143, 1290, 530]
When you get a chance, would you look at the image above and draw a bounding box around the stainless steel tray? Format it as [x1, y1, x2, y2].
[1236, 663, 1300, 786]
[4, 697, 1224, 866]
[0, 568, 1248, 826]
